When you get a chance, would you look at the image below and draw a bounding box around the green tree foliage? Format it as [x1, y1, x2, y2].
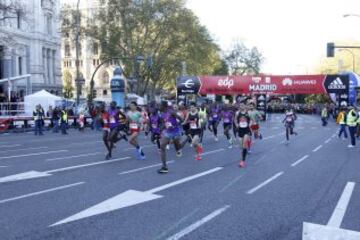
[86, 0, 222, 96]
[226, 41, 264, 75]
[62, 71, 74, 99]
[213, 59, 229, 75]
[304, 94, 331, 104]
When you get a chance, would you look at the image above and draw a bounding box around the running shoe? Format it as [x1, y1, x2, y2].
[105, 153, 111, 160]
[259, 134, 263, 140]
[196, 154, 202, 161]
[215, 137, 219, 142]
[176, 150, 182, 157]
[348, 145, 355, 148]
[197, 146, 204, 154]
[239, 160, 246, 168]
[166, 144, 170, 150]
[138, 147, 146, 160]
[157, 167, 169, 174]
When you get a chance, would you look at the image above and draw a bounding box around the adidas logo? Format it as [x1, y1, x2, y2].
[328, 77, 346, 90]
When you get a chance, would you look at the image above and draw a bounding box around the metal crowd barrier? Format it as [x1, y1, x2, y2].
[0, 116, 94, 133]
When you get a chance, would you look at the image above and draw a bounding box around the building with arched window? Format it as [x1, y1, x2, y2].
[60, 0, 112, 100]
[0, 0, 62, 99]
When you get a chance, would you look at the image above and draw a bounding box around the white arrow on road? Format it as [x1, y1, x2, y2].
[0, 157, 130, 183]
[50, 167, 223, 227]
[303, 182, 360, 240]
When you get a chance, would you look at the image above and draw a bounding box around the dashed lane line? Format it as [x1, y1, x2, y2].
[45, 152, 100, 162]
[312, 145, 323, 152]
[247, 172, 284, 194]
[0, 146, 48, 153]
[291, 155, 309, 167]
[0, 182, 85, 204]
[166, 205, 230, 240]
[119, 161, 175, 175]
[0, 150, 69, 160]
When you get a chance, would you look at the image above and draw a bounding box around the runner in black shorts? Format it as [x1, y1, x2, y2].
[235, 104, 252, 168]
[182, 102, 204, 161]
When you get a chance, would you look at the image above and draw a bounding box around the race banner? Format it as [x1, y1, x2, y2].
[177, 75, 349, 96]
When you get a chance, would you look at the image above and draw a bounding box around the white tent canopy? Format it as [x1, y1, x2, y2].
[24, 90, 62, 116]
[127, 93, 146, 105]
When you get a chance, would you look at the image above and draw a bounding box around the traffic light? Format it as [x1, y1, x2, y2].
[327, 42, 335, 57]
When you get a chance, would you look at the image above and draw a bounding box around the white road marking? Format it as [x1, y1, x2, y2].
[291, 155, 309, 167]
[46, 157, 131, 173]
[201, 148, 225, 156]
[0, 144, 22, 148]
[219, 175, 244, 192]
[155, 209, 200, 240]
[0, 166, 8, 168]
[1, 146, 48, 153]
[302, 182, 359, 239]
[123, 144, 154, 151]
[0, 182, 85, 204]
[0, 157, 130, 183]
[327, 182, 355, 228]
[263, 135, 276, 140]
[312, 145, 323, 152]
[247, 172, 284, 194]
[0, 150, 68, 160]
[45, 152, 100, 162]
[166, 205, 230, 240]
[51, 167, 223, 226]
[119, 161, 175, 175]
[325, 138, 332, 144]
[147, 167, 223, 194]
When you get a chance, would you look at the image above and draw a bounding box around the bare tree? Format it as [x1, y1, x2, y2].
[0, 1, 26, 22]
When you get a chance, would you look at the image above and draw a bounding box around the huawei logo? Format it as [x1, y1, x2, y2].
[282, 78, 293, 86]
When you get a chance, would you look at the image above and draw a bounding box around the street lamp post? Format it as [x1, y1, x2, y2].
[88, 55, 152, 106]
[74, 0, 84, 106]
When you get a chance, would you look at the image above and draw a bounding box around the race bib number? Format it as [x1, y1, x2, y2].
[224, 118, 230, 123]
[152, 124, 157, 129]
[239, 119, 248, 128]
[103, 119, 108, 124]
[130, 123, 138, 129]
[213, 114, 218, 118]
[286, 117, 293, 122]
[110, 117, 116, 124]
[190, 121, 197, 129]
[165, 122, 173, 128]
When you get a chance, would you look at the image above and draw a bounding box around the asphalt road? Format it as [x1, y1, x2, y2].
[0, 114, 359, 240]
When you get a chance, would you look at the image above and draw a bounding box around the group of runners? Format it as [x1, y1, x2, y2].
[99, 100, 298, 174]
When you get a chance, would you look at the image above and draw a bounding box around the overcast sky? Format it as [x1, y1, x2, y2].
[186, 0, 360, 74]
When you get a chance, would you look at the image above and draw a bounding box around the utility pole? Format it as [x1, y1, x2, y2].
[75, 0, 84, 106]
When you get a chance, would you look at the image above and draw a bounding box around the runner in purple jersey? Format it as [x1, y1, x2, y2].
[149, 108, 161, 150]
[208, 104, 221, 141]
[222, 105, 235, 148]
[158, 101, 185, 174]
[105, 101, 120, 160]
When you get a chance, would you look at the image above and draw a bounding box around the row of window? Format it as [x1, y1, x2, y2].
[64, 43, 99, 57]
[63, 60, 84, 68]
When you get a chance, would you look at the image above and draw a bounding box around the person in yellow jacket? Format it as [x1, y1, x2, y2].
[346, 106, 359, 148]
[321, 105, 329, 127]
[60, 107, 68, 135]
[337, 107, 348, 139]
